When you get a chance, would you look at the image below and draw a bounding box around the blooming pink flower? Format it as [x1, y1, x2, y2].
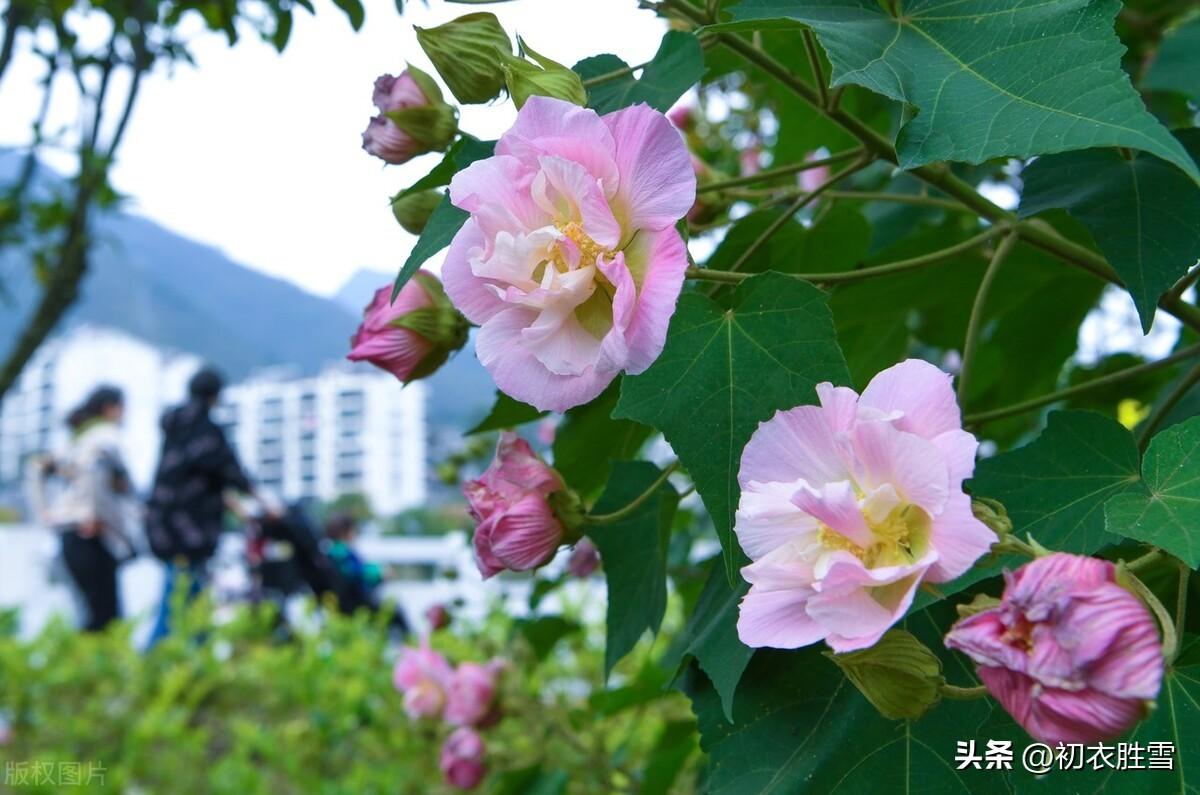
[945, 553, 1163, 744]
[734, 359, 996, 653]
[567, 538, 600, 578]
[393, 642, 454, 720]
[464, 432, 568, 578]
[347, 272, 467, 383]
[445, 661, 502, 727]
[441, 727, 487, 790]
[442, 96, 695, 411]
[362, 70, 450, 164]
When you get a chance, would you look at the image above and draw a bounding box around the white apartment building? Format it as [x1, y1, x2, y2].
[0, 325, 427, 517]
[0, 325, 201, 489]
[215, 368, 427, 515]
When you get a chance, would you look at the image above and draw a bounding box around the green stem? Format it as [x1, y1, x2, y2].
[696, 148, 865, 195]
[940, 684, 988, 700]
[1175, 559, 1190, 660]
[686, 225, 1004, 286]
[1138, 361, 1200, 452]
[964, 341, 1200, 426]
[1166, 266, 1200, 302]
[581, 60, 651, 88]
[958, 232, 1019, 404]
[823, 190, 964, 212]
[801, 28, 828, 108]
[584, 460, 680, 524]
[1123, 568, 1178, 664]
[726, 156, 871, 274]
[992, 537, 1039, 559]
[1126, 548, 1164, 573]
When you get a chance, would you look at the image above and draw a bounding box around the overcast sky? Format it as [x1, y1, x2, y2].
[0, 0, 668, 297]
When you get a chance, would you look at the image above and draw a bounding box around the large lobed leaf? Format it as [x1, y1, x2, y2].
[961, 411, 1144, 596]
[1106, 415, 1200, 568]
[615, 272, 850, 582]
[724, 0, 1200, 181]
[1019, 130, 1200, 332]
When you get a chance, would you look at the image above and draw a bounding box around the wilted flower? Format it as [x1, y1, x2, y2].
[735, 359, 996, 653]
[393, 642, 453, 720]
[425, 603, 452, 631]
[464, 432, 574, 578]
[567, 538, 600, 578]
[362, 67, 456, 165]
[442, 96, 695, 411]
[440, 727, 487, 790]
[445, 660, 503, 728]
[945, 553, 1164, 744]
[347, 272, 468, 383]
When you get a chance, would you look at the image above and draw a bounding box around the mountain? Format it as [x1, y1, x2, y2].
[334, 268, 391, 314]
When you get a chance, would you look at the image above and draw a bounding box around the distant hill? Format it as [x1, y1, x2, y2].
[334, 268, 391, 314]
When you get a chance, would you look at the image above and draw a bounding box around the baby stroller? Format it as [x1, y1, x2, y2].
[247, 502, 409, 636]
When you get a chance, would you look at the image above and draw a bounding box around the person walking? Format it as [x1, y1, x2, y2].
[145, 367, 253, 644]
[33, 386, 135, 632]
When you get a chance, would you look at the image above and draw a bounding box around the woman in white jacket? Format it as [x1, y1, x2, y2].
[34, 386, 134, 631]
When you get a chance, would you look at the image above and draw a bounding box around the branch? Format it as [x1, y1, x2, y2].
[695, 148, 863, 194]
[726, 155, 871, 273]
[801, 29, 827, 108]
[964, 341, 1200, 426]
[1137, 361, 1200, 451]
[686, 225, 1006, 286]
[584, 461, 679, 525]
[822, 190, 964, 212]
[957, 232, 1019, 404]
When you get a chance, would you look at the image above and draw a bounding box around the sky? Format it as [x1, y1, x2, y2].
[0, 0, 669, 297]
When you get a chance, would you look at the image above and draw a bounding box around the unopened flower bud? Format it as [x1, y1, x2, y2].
[362, 66, 457, 165]
[971, 497, 1013, 539]
[499, 37, 586, 109]
[347, 272, 469, 384]
[416, 13, 511, 104]
[391, 189, 443, 235]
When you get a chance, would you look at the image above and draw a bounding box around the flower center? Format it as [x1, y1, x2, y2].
[817, 504, 931, 568]
[547, 221, 612, 273]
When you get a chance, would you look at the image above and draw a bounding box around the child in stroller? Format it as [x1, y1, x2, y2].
[246, 501, 408, 636]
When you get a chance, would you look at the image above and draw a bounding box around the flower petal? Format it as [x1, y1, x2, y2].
[603, 103, 695, 233]
[737, 585, 826, 649]
[615, 226, 689, 374]
[859, 358, 963, 440]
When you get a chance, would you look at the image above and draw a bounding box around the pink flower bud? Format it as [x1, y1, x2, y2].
[567, 538, 600, 578]
[425, 603, 452, 631]
[440, 727, 487, 790]
[444, 661, 500, 727]
[347, 272, 468, 384]
[393, 642, 453, 720]
[362, 68, 456, 165]
[668, 104, 693, 130]
[464, 432, 568, 578]
[945, 553, 1164, 744]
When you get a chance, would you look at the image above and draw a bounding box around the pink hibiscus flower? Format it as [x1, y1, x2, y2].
[442, 96, 695, 411]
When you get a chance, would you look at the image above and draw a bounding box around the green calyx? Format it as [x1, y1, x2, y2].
[971, 497, 1013, 538]
[415, 12, 512, 105]
[823, 629, 945, 721]
[390, 189, 443, 235]
[499, 36, 587, 109]
[549, 487, 587, 539]
[389, 273, 469, 381]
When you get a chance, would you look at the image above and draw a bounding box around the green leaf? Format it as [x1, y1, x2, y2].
[467, 390, 546, 435]
[513, 615, 581, 661]
[1143, 16, 1200, 101]
[587, 462, 679, 676]
[392, 136, 494, 203]
[615, 272, 850, 582]
[963, 411, 1143, 596]
[676, 564, 752, 723]
[573, 30, 705, 113]
[391, 140, 495, 298]
[332, 0, 364, 30]
[489, 766, 569, 795]
[684, 639, 1004, 794]
[552, 381, 652, 497]
[823, 629, 943, 721]
[1106, 415, 1200, 568]
[725, 0, 1200, 182]
[1019, 131, 1200, 332]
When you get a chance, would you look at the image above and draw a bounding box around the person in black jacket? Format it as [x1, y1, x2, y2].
[145, 367, 253, 645]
